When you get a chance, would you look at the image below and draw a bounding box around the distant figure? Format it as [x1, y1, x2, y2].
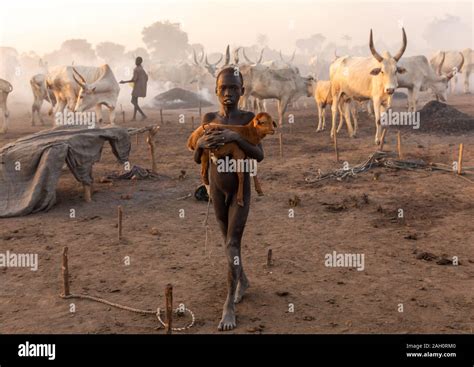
[120, 57, 148, 121]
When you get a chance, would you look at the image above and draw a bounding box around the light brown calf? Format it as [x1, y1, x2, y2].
[187, 112, 276, 206]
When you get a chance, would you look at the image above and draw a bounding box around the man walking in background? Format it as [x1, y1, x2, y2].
[120, 56, 148, 121]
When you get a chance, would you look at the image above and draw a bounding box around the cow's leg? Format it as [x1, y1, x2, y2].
[350, 101, 358, 136]
[330, 93, 340, 139]
[411, 86, 419, 112]
[53, 100, 66, 126]
[372, 98, 382, 145]
[337, 101, 345, 133]
[450, 76, 457, 94]
[464, 70, 471, 94]
[108, 105, 116, 125]
[406, 87, 414, 112]
[342, 101, 355, 138]
[316, 101, 323, 131]
[277, 97, 289, 127]
[95, 105, 103, 124]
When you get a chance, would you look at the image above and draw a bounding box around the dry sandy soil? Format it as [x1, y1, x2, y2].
[1, 93, 473, 334]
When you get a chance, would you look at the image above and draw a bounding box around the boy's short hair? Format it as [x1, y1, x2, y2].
[216, 66, 244, 86]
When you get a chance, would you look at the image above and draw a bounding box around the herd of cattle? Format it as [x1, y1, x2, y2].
[0, 29, 472, 144]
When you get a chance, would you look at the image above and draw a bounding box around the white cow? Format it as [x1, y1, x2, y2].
[30, 74, 56, 126]
[239, 63, 313, 126]
[0, 78, 13, 133]
[330, 28, 407, 144]
[430, 49, 473, 93]
[46, 65, 120, 124]
[397, 54, 464, 112]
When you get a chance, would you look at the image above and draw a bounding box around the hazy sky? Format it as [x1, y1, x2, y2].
[1, 0, 472, 55]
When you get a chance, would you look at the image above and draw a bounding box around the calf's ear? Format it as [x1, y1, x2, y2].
[272, 121, 277, 128]
[370, 68, 381, 75]
[397, 67, 407, 74]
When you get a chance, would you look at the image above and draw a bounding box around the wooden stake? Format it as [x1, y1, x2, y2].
[267, 248, 273, 267]
[165, 283, 173, 334]
[333, 132, 339, 162]
[160, 109, 163, 125]
[120, 104, 125, 124]
[191, 116, 195, 130]
[397, 131, 402, 159]
[136, 133, 139, 146]
[147, 126, 159, 173]
[199, 101, 202, 121]
[62, 246, 70, 297]
[379, 128, 387, 151]
[457, 143, 464, 175]
[279, 133, 283, 158]
[117, 206, 123, 241]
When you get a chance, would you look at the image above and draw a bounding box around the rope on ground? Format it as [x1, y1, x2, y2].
[60, 293, 195, 332]
[305, 150, 474, 183]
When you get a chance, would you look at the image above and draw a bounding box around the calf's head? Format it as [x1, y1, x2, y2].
[253, 112, 277, 136]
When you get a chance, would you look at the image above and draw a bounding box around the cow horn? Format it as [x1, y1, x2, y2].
[447, 52, 465, 80]
[233, 47, 241, 65]
[243, 48, 253, 63]
[437, 52, 445, 76]
[393, 27, 407, 61]
[200, 50, 205, 63]
[223, 45, 230, 66]
[256, 48, 264, 64]
[72, 67, 87, 84]
[193, 49, 200, 65]
[369, 29, 383, 62]
[207, 54, 223, 67]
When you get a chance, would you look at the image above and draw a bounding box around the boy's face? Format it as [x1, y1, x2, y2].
[216, 73, 244, 107]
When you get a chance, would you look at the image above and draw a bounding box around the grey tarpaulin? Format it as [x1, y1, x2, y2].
[0, 125, 131, 218]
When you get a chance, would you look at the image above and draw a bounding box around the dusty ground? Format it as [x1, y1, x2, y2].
[1, 94, 473, 334]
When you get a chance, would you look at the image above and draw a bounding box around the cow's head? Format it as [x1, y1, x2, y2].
[72, 68, 97, 112]
[369, 28, 407, 95]
[304, 76, 314, 97]
[430, 52, 465, 102]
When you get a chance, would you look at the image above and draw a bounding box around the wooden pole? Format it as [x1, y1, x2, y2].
[120, 104, 125, 124]
[379, 128, 387, 151]
[136, 133, 139, 146]
[191, 116, 195, 130]
[117, 206, 123, 241]
[147, 126, 159, 173]
[165, 283, 173, 334]
[457, 143, 464, 175]
[397, 131, 402, 159]
[199, 101, 202, 121]
[160, 109, 163, 125]
[267, 248, 273, 267]
[279, 133, 283, 158]
[61, 246, 70, 297]
[334, 132, 339, 162]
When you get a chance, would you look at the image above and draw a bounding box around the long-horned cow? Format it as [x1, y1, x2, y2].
[46, 64, 120, 124]
[330, 28, 407, 144]
[430, 49, 473, 94]
[239, 63, 313, 126]
[397, 53, 464, 112]
[0, 78, 13, 134]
